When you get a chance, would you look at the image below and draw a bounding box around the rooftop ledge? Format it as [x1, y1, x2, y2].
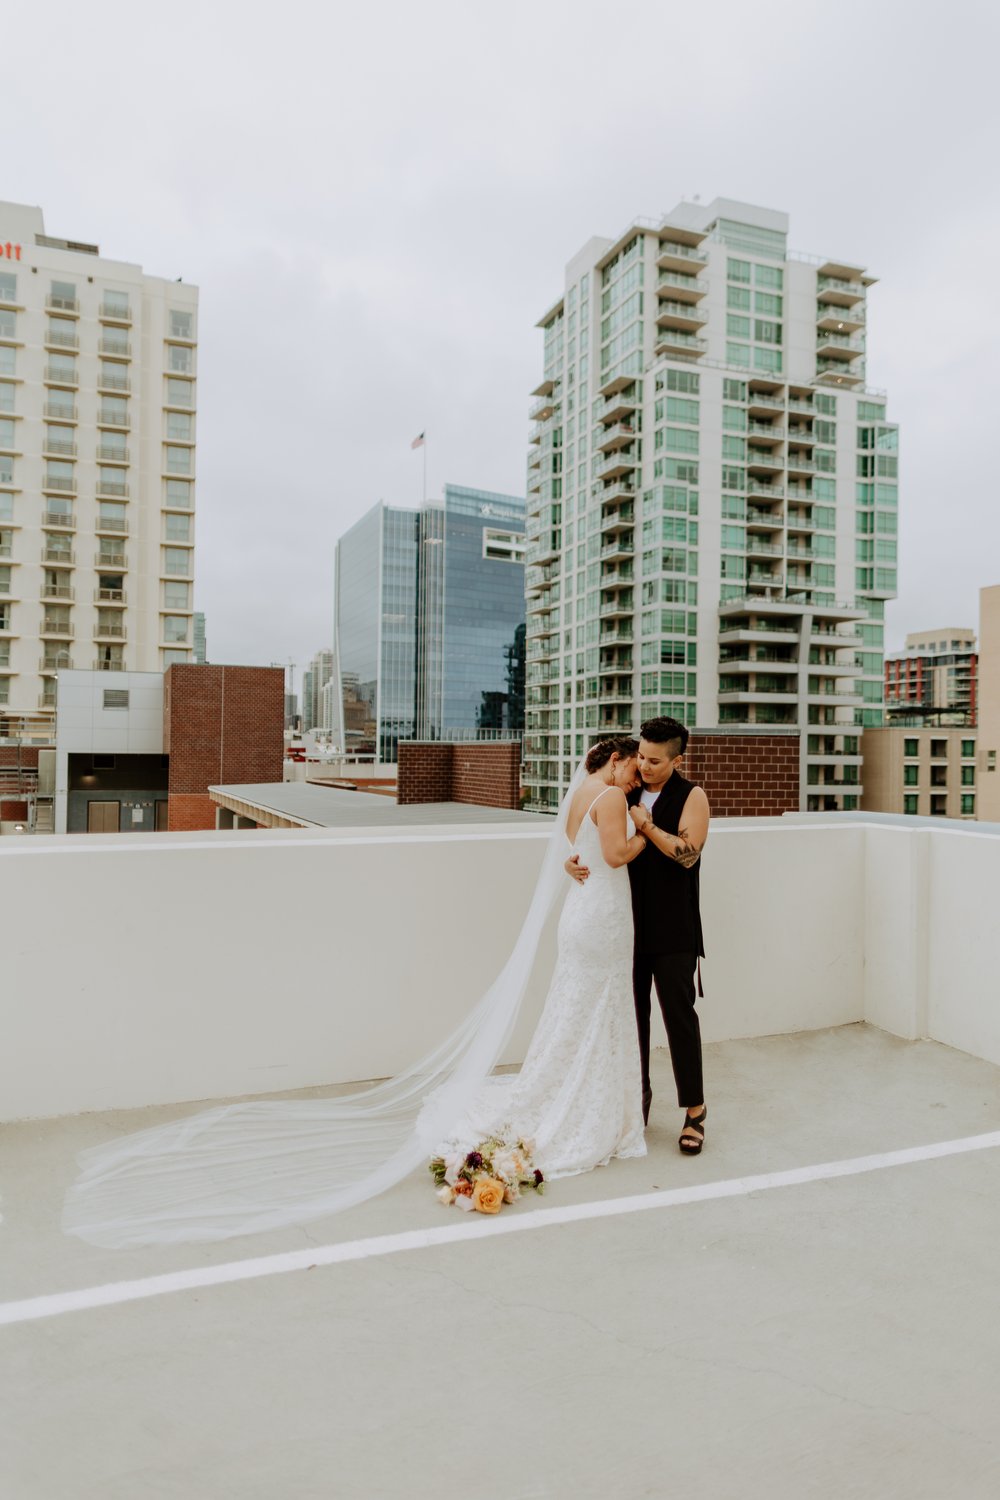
[1, 813, 999, 1122]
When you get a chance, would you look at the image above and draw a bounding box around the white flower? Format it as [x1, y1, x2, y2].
[455, 1193, 474, 1212]
[492, 1151, 518, 1183]
[442, 1154, 464, 1187]
[436, 1185, 455, 1206]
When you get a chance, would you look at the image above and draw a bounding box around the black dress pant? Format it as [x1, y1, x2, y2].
[633, 950, 703, 1107]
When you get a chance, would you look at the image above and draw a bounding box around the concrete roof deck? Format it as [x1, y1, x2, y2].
[209, 780, 552, 829]
[4, 1024, 1000, 1499]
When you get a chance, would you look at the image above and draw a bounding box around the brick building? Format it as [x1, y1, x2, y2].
[164, 664, 285, 830]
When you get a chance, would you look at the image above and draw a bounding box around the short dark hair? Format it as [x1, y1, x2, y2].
[584, 735, 639, 773]
[639, 716, 689, 757]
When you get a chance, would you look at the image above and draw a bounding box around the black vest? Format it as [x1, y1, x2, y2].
[627, 771, 705, 957]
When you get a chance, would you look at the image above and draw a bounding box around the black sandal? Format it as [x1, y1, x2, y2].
[679, 1106, 707, 1155]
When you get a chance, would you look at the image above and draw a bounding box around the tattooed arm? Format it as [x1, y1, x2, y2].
[629, 785, 710, 868]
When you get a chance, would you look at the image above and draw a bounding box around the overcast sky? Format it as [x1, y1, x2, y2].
[7, 0, 999, 682]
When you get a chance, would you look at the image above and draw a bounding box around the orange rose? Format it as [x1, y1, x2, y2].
[472, 1176, 505, 1215]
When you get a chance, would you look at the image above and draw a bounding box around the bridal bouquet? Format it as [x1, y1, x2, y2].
[429, 1136, 545, 1214]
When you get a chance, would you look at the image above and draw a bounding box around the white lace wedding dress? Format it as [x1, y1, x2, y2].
[441, 787, 646, 1178]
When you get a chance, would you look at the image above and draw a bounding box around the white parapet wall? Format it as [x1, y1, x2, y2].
[0, 817, 998, 1121]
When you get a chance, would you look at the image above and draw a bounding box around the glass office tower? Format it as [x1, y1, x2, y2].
[334, 485, 525, 762]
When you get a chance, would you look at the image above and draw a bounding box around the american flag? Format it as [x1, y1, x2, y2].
[411, 432, 425, 450]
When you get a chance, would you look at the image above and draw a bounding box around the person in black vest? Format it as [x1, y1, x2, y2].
[566, 716, 710, 1155]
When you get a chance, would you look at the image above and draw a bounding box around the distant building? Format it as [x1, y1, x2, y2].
[884, 628, 977, 725]
[45, 664, 284, 833]
[524, 195, 898, 813]
[193, 613, 207, 664]
[861, 726, 978, 819]
[334, 485, 526, 763]
[0, 199, 199, 739]
[976, 585, 1000, 822]
[301, 648, 333, 732]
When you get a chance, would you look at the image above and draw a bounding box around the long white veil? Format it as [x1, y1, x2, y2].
[62, 764, 590, 1248]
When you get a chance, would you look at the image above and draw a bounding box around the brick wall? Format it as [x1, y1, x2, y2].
[165, 664, 285, 831]
[398, 742, 522, 809]
[685, 731, 801, 818]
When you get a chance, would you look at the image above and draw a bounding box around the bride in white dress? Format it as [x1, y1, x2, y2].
[63, 739, 649, 1248]
[441, 737, 648, 1178]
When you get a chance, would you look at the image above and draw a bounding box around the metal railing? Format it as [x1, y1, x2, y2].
[43, 402, 77, 422]
[41, 511, 76, 529]
[44, 366, 78, 386]
[98, 408, 130, 427]
[100, 302, 132, 323]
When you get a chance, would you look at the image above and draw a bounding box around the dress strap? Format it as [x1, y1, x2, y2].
[585, 784, 618, 821]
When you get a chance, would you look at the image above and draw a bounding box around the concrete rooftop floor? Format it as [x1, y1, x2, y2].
[3, 1025, 1000, 1499]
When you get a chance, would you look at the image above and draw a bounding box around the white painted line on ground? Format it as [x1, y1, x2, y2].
[3, 1129, 1000, 1328]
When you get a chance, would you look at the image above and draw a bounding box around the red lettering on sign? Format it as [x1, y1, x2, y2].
[0, 244, 22, 261]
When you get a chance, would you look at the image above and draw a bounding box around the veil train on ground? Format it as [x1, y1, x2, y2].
[62, 765, 588, 1248]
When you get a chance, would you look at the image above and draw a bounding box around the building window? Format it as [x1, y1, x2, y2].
[961, 765, 975, 786]
[904, 738, 918, 758]
[93, 754, 116, 770]
[165, 445, 191, 475]
[903, 765, 918, 786]
[961, 794, 975, 816]
[163, 547, 191, 575]
[0, 271, 16, 303]
[103, 690, 129, 710]
[961, 739, 975, 758]
[164, 581, 190, 609]
[167, 345, 193, 373]
[166, 411, 193, 442]
[103, 290, 130, 318]
[482, 529, 525, 564]
[164, 512, 192, 541]
[903, 795, 918, 815]
[165, 377, 194, 407]
[164, 479, 192, 508]
[162, 649, 189, 667]
[169, 309, 194, 340]
[163, 615, 190, 643]
[50, 280, 77, 311]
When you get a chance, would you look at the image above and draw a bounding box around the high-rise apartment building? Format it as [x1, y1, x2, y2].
[524, 197, 898, 812]
[884, 628, 977, 725]
[301, 647, 333, 732]
[333, 484, 525, 762]
[0, 202, 198, 738]
[193, 612, 207, 664]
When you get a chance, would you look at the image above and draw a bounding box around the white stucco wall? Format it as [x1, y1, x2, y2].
[1, 816, 998, 1121]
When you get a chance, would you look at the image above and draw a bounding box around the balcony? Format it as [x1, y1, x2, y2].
[41, 582, 74, 601]
[40, 620, 74, 639]
[816, 274, 866, 306]
[747, 391, 784, 415]
[41, 512, 75, 530]
[97, 445, 129, 464]
[45, 328, 79, 351]
[43, 402, 77, 423]
[816, 305, 866, 334]
[38, 654, 72, 673]
[655, 300, 708, 331]
[815, 332, 865, 361]
[746, 448, 783, 475]
[815, 362, 866, 388]
[94, 551, 126, 570]
[43, 365, 78, 388]
[93, 656, 125, 671]
[528, 393, 558, 422]
[599, 387, 640, 424]
[599, 503, 635, 535]
[655, 239, 709, 273]
[786, 453, 817, 475]
[97, 370, 130, 393]
[95, 587, 127, 605]
[43, 438, 77, 457]
[746, 538, 783, 559]
[41, 546, 74, 565]
[597, 448, 638, 480]
[599, 625, 633, 646]
[653, 328, 707, 359]
[98, 408, 130, 429]
[746, 480, 785, 501]
[96, 479, 129, 499]
[746, 507, 784, 530]
[98, 338, 131, 359]
[94, 622, 126, 639]
[600, 537, 634, 563]
[597, 422, 639, 454]
[594, 478, 637, 508]
[95, 516, 128, 535]
[42, 475, 76, 495]
[655, 271, 707, 302]
[45, 294, 79, 314]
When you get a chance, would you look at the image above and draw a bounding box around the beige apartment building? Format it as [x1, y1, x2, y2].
[524, 196, 898, 813]
[0, 201, 198, 739]
[977, 584, 1000, 822]
[861, 726, 978, 819]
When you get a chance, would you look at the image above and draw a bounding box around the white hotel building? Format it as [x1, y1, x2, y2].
[0, 201, 198, 737]
[524, 197, 899, 812]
